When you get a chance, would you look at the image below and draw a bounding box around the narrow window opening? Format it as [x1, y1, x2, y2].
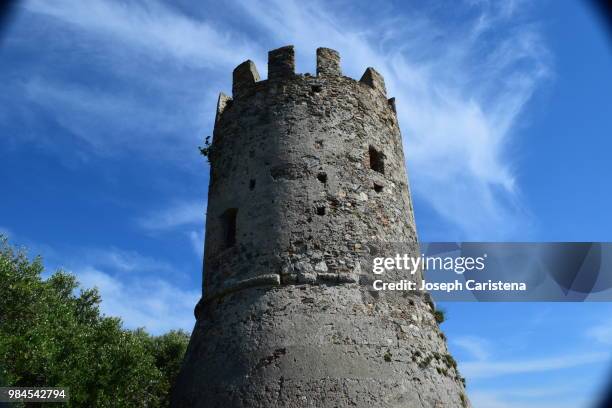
[369, 145, 385, 174]
[316, 206, 326, 216]
[317, 172, 327, 183]
[221, 208, 238, 248]
[373, 183, 383, 193]
[249, 179, 256, 190]
[311, 84, 322, 94]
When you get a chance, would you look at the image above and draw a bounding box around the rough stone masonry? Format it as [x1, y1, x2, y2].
[171, 46, 470, 408]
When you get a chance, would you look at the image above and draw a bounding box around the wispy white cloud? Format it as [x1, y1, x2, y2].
[236, 0, 551, 239]
[461, 351, 610, 379]
[23, 0, 257, 69]
[453, 335, 491, 361]
[11, 0, 248, 161]
[138, 200, 205, 231]
[188, 230, 204, 259]
[137, 200, 206, 258]
[587, 319, 612, 345]
[468, 375, 598, 408]
[50, 244, 198, 333]
[470, 389, 591, 408]
[81, 247, 175, 274]
[76, 265, 198, 334]
[23, 78, 202, 157]
[10, 0, 552, 238]
[2, 229, 198, 334]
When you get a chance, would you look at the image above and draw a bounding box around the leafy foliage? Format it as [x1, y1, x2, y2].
[433, 309, 446, 324]
[0, 236, 190, 407]
[198, 135, 212, 163]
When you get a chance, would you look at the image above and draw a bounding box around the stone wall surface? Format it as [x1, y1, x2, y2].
[172, 46, 470, 408]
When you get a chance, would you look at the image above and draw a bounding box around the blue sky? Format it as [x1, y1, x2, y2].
[1, 1, 611, 407]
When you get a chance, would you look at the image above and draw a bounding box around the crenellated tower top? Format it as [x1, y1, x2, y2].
[221, 45, 390, 115]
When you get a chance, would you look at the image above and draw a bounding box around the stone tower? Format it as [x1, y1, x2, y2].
[172, 46, 470, 408]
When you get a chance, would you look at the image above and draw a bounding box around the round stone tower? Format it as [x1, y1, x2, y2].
[172, 46, 470, 408]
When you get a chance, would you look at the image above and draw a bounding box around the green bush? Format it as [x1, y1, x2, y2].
[0, 236, 190, 407]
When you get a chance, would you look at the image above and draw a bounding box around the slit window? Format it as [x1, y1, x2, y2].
[369, 146, 385, 174]
[373, 183, 383, 193]
[317, 172, 327, 183]
[249, 179, 256, 190]
[221, 208, 238, 248]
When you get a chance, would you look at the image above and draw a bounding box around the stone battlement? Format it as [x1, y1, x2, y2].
[221, 46, 391, 118]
